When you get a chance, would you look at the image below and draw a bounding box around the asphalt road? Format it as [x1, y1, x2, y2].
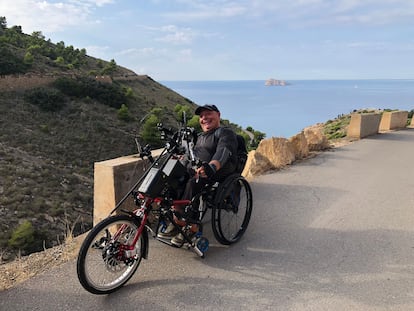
[1, 129, 414, 311]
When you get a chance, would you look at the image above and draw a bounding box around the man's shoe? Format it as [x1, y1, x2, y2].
[171, 230, 196, 247]
[157, 223, 178, 239]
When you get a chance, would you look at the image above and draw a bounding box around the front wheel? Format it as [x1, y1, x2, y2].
[77, 215, 145, 294]
[212, 174, 253, 245]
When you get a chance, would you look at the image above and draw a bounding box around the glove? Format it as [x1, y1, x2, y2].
[202, 162, 217, 178]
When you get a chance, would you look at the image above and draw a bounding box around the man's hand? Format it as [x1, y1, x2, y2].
[199, 162, 217, 178]
[202, 162, 217, 178]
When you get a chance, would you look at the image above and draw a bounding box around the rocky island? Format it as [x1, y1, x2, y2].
[265, 78, 288, 86]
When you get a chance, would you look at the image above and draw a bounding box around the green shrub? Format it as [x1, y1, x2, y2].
[24, 87, 65, 111]
[101, 59, 117, 75]
[39, 124, 50, 133]
[117, 104, 132, 121]
[174, 104, 193, 122]
[53, 76, 127, 108]
[8, 220, 35, 251]
[124, 87, 134, 98]
[323, 115, 350, 140]
[253, 130, 266, 142]
[187, 115, 201, 131]
[54, 56, 65, 65]
[24, 51, 34, 65]
[142, 114, 162, 146]
[0, 46, 28, 74]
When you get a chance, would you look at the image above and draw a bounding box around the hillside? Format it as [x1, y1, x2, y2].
[0, 19, 202, 260]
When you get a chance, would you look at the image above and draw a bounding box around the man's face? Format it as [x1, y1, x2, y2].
[199, 110, 220, 132]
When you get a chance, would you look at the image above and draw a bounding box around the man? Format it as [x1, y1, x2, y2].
[158, 104, 238, 246]
[186, 104, 238, 196]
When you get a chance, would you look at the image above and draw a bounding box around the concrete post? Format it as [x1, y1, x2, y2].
[379, 111, 408, 131]
[347, 113, 381, 139]
[93, 149, 163, 225]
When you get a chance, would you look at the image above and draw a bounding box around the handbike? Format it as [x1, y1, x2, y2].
[76, 115, 253, 294]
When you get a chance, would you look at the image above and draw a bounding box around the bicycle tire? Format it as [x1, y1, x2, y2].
[212, 174, 253, 245]
[77, 214, 145, 294]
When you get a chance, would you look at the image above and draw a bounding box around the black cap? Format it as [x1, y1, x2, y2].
[195, 104, 220, 115]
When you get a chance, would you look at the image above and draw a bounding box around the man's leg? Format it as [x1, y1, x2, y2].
[182, 176, 207, 200]
[170, 177, 207, 246]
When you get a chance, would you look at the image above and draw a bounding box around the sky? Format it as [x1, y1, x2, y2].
[1, 0, 414, 81]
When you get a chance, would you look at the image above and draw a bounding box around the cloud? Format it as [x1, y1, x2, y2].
[0, 0, 112, 33]
[155, 25, 195, 44]
[162, 0, 247, 20]
[346, 40, 414, 52]
[87, 0, 114, 6]
[138, 24, 197, 45]
[84, 45, 110, 58]
[276, 0, 414, 26]
[162, 0, 414, 27]
[116, 47, 157, 57]
[177, 49, 193, 62]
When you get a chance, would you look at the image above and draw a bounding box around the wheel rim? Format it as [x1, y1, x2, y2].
[82, 219, 143, 292]
[213, 177, 252, 244]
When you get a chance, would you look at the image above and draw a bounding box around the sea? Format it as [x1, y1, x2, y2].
[161, 80, 414, 138]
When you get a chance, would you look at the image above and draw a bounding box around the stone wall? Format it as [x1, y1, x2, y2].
[113, 74, 148, 81]
[0, 74, 59, 91]
[0, 73, 145, 92]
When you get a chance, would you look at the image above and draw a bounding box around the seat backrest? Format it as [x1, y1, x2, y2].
[214, 127, 248, 174]
[235, 134, 248, 173]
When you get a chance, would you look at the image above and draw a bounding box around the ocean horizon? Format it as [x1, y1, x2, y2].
[161, 79, 414, 138]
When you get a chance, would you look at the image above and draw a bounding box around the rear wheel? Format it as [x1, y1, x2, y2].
[212, 174, 253, 245]
[77, 215, 144, 294]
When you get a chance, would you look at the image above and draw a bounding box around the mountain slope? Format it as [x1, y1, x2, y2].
[0, 20, 197, 259]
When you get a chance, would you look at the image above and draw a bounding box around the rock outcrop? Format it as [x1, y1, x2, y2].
[288, 132, 309, 160]
[303, 124, 330, 151]
[243, 125, 331, 179]
[265, 78, 288, 86]
[242, 150, 274, 178]
[256, 137, 296, 168]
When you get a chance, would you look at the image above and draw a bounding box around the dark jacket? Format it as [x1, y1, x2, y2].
[194, 126, 238, 181]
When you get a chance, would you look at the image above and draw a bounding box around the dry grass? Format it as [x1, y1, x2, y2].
[0, 233, 85, 291]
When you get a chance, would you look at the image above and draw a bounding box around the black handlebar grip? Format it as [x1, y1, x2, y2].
[202, 162, 216, 178]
